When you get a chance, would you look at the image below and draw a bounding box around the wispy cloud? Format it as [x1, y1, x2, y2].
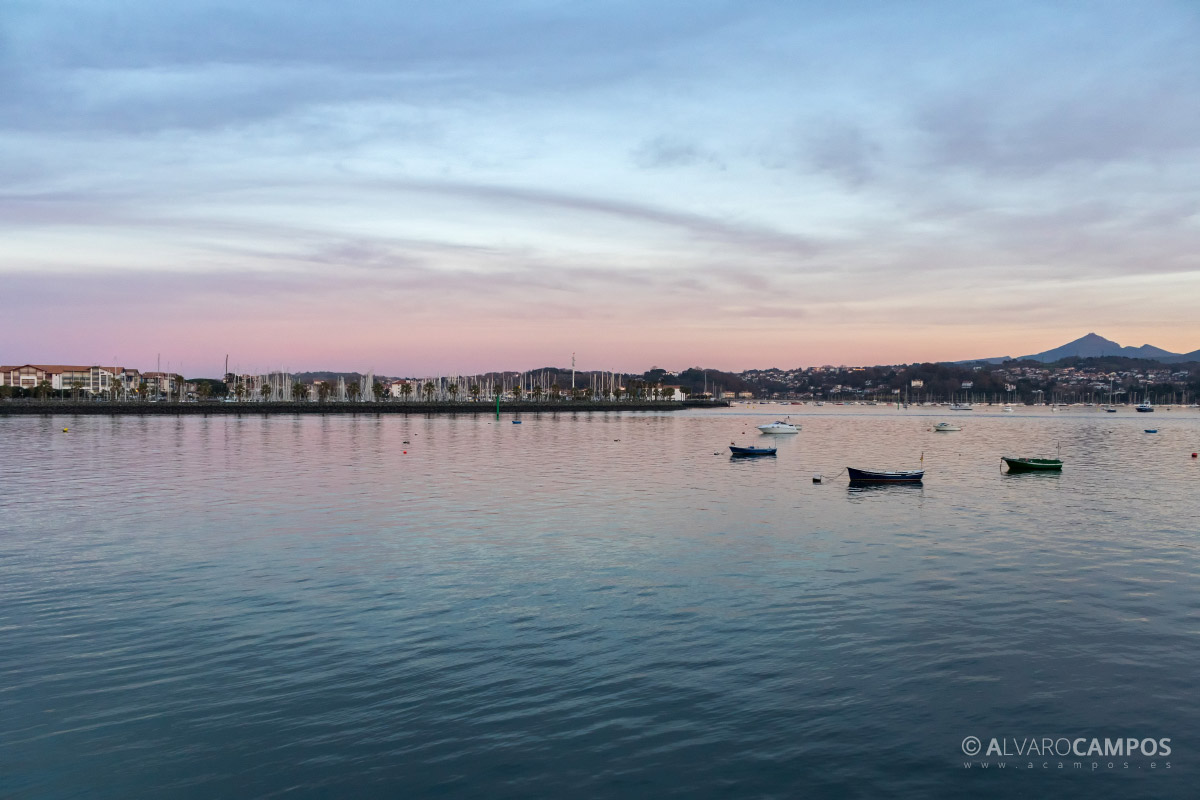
[2, 0, 1198, 372]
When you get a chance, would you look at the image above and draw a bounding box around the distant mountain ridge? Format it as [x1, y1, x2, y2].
[956, 333, 1200, 364]
[1022, 333, 1167, 362]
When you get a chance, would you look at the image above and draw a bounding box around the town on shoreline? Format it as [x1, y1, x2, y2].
[3, 353, 1199, 408]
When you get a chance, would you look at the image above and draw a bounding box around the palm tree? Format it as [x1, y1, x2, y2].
[36, 379, 52, 401]
[260, 384, 271, 402]
[348, 381, 361, 402]
[235, 382, 245, 402]
[373, 381, 386, 402]
[549, 383, 560, 401]
[423, 381, 436, 402]
[447, 383, 459, 402]
[400, 382, 413, 402]
[512, 385, 523, 401]
[293, 381, 307, 402]
[469, 383, 480, 402]
[662, 386, 675, 401]
[680, 386, 691, 401]
[531, 386, 542, 402]
[317, 381, 331, 403]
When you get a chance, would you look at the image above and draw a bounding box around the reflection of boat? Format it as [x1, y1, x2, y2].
[757, 419, 799, 434]
[1002, 457, 1062, 472]
[848, 481, 923, 493]
[846, 467, 924, 483]
[933, 422, 960, 432]
[730, 445, 777, 457]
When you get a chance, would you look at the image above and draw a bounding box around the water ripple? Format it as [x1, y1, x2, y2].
[1, 408, 1198, 798]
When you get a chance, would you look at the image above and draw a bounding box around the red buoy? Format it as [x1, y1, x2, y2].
[1193, 452, 1198, 458]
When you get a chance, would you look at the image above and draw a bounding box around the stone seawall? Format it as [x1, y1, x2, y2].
[0, 400, 727, 416]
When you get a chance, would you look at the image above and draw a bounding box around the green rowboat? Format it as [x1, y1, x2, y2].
[1002, 456, 1063, 472]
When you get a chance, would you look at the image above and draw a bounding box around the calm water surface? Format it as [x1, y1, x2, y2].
[3, 407, 1199, 798]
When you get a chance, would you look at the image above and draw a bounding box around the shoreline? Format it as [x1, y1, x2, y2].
[0, 400, 728, 416]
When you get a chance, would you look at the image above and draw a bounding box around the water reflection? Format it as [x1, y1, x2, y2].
[1, 408, 1198, 799]
[847, 480, 926, 494]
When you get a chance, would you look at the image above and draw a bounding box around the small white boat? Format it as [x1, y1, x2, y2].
[1002, 405, 1014, 413]
[933, 422, 961, 432]
[757, 420, 799, 434]
[948, 403, 973, 411]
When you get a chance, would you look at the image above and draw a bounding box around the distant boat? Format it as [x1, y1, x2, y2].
[1136, 402, 1154, 413]
[1002, 456, 1063, 472]
[1002, 405, 1014, 413]
[932, 422, 961, 432]
[948, 403, 973, 411]
[757, 419, 799, 434]
[1144, 429, 1158, 434]
[846, 467, 924, 483]
[729, 445, 777, 457]
[1105, 407, 1117, 412]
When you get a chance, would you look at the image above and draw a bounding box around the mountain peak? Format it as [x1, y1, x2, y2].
[1018, 333, 1182, 363]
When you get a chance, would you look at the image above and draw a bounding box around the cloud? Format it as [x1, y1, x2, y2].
[632, 135, 723, 169]
[0, 1, 748, 134]
[913, 23, 1200, 174]
[2, 1, 1199, 372]
[806, 123, 881, 186]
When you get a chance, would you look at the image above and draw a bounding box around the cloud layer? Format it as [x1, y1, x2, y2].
[2, 1, 1199, 373]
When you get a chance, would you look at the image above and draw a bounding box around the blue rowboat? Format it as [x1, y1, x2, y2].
[846, 467, 924, 483]
[730, 445, 777, 457]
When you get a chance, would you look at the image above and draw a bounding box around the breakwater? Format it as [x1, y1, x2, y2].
[0, 400, 727, 416]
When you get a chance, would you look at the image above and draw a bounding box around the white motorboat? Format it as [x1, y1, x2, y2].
[933, 422, 961, 432]
[757, 420, 800, 434]
[948, 403, 973, 411]
[1002, 405, 1014, 413]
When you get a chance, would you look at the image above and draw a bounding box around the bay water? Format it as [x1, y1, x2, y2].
[3, 408, 1198, 798]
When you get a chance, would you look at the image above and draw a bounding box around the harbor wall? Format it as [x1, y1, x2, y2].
[0, 400, 727, 416]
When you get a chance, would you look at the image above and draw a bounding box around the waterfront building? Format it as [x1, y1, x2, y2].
[0, 364, 135, 395]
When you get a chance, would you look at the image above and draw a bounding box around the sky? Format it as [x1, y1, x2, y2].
[2, 0, 1199, 376]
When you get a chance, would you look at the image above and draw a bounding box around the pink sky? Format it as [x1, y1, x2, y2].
[4, 2, 1199, 376]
